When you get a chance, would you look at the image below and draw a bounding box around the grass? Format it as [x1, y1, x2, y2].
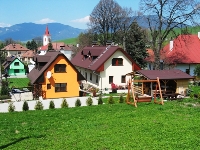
[55, 38, 77, 45]
[0, 98, 200, 149]
[6, 78, 30, 88]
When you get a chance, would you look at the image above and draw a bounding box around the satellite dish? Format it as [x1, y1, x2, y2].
[46, 71, 52, 79]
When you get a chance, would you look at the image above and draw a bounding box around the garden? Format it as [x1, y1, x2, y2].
[0, 87, 200, 149]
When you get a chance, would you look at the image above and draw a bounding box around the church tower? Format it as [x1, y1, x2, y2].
[43, 25, 51, 46]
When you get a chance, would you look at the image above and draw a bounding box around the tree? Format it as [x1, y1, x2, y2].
[26, 39, 38, 52]
[48, 42, 53, 51]
[194, 64, 200, 77]
[71, 31, 94, 58]
[140, 0, 200, 70]
[88, 0, 133, 45]
[125, 22, 148, 68]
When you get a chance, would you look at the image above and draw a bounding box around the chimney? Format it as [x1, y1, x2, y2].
[198, 32, 200, 39]
[170, 40, 173, 51]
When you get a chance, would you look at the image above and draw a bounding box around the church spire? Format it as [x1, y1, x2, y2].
[44, 25, 50, 36]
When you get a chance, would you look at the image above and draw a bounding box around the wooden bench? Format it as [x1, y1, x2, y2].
[136, 96, 152, 102]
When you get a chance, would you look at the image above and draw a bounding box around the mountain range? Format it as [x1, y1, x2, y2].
[0, 23, 86, 42]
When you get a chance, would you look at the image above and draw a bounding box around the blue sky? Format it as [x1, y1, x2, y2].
[0, 0, 140, 29]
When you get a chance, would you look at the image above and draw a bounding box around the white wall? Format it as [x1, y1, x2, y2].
[60, 50, 72, 60]
[174, 64, 196, 76]
[76, 51, 133, 90]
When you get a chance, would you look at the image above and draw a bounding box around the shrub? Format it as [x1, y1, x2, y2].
[22, 101, 29, 111]
[98, 96, 103, 105]
[61, 98, 68, 108]
[190, 93, 194, 98]
[75, 98, 81, 107]
[119, 94, 124, 103]
[86, 97, 93, 106]
[108, 96, 115, 104]
[49, 100, 55, 109]
[0, 95, 11, 100]
[8, 102, 15, 112]
[34, 101, 43, 110]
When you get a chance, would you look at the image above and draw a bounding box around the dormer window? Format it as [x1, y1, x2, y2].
[54, 64, 66, 73]
[112, 58, 123, 66]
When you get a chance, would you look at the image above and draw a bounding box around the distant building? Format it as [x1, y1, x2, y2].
[38, 25, 72, 60]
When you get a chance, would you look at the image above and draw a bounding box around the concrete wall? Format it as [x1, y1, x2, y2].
[10, 92, 33, 101]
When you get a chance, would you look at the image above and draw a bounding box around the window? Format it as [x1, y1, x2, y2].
[47, 84, 51, 89]
[85, 72, 87, 80]
[112, 58, 123, 66]
[18, 52, 21, 54]
[121, 75, 126, 83]
[109, 76, 113, 84]
[55, 83, 67, 92]
[96, 75, 98, 83]
[14, 62, 19, 66]
[14, 69, 19, 73]
[186, 69, 190, 74]
[90, 73, 92, 81]
[54, 64, 66, 73]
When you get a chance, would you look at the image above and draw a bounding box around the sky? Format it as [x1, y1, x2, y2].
[0, 0, 141, 29]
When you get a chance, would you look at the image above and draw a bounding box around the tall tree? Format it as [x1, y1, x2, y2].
[88, 0, 133, 45]
[71, 31, 94, 58]
[140, 0, 200, 70]
[125, 22, 148, 68]
[26, 39, 38, 52]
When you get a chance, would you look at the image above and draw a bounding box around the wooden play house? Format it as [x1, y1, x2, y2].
[126, 76, 164, 107]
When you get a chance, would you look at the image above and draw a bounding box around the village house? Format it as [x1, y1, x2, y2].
[2, 56, 26, 76]
[27, 51, 85, 99]
[71, 44, 141, 91]
[146, 33, 200, 76]
[1, 43, 29, 58]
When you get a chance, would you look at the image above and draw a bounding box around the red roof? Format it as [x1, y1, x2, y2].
[2, 44, 29, 51]
[39, 42, 72, 51]
[21, 50, 35, 58]
[44, 25, 50, 36]
[71, 46, 141, 72]
[163, 34, 200, 64]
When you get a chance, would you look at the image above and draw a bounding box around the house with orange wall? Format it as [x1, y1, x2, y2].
[27, 51, 85, 99]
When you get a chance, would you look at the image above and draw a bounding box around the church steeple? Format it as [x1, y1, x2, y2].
[43, 25, 51, 46]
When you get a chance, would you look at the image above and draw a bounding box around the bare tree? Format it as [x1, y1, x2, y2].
[140, 0, 200, 69]
[88, 0, 133, 45]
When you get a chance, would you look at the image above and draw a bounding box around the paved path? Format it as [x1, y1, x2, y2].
[0, 97, 99, 113]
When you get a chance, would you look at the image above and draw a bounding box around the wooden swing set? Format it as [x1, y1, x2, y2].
[126, 77, 164, 107]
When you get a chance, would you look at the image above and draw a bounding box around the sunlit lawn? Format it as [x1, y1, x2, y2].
[0, 97, 200, 149]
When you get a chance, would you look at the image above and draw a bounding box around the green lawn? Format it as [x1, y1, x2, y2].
[55, 38, 77, 45]
[6, 78, 30, 88]
[0, 98, 199, 149]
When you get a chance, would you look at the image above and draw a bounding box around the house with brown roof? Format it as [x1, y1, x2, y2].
[21, 50, 35, 63]
[27, 51, 85, 99]
[2, 56, 26, 76]
[135, 69, 194, 96]
[38, 26, 72, 60]
[2, 43, 30, 58]
[146, 33, 200, 76]
[71, 45, 141, 90]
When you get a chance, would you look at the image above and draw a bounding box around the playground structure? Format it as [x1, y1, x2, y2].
[126, 76, 164, 107]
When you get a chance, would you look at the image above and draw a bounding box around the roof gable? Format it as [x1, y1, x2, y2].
[28, 51, 85, 84]
[71, 46, 141, 71]
[3, 57, 24, 69]
[2, 44, 29, 51]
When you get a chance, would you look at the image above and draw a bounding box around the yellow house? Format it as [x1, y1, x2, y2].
[28, 51, 85, 99]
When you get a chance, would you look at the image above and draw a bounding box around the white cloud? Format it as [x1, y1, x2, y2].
[71, 16, 90, 23]
[0, 23, 11, 28]
[35, 18, 56, 24]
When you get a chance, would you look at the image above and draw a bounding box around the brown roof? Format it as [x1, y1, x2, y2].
[136, 69, 194, 80]
[71, 46, 141, 71]
[2, 44, 29, 51]
[3, 57, 23, 69]
[28, 51, 85, 84]
[21, 50, 35, 58]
